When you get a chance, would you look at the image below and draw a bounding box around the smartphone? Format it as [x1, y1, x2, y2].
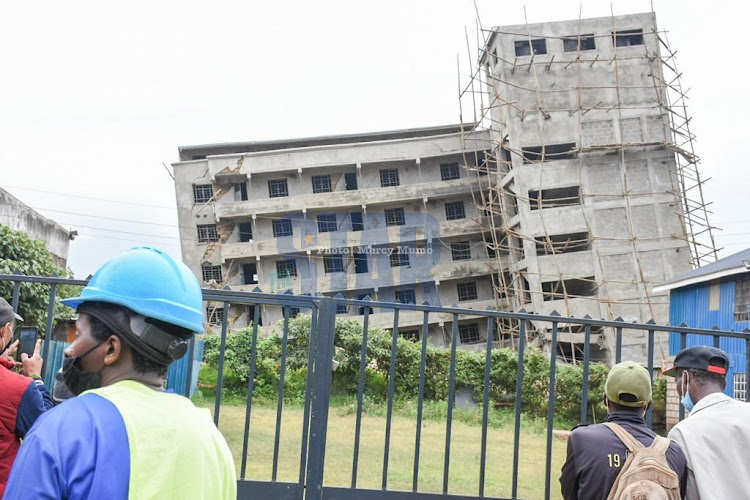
[17, 327, 38, 358]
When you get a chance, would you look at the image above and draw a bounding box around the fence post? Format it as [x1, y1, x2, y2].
[305, 297, 336, 500]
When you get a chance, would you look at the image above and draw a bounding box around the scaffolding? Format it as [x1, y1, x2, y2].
[458, 10, 719, 364]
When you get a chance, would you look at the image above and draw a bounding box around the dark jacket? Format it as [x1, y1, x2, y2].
[560, 411, 687, 500]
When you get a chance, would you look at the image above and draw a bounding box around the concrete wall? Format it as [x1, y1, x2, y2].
[0, 187, 72, 268]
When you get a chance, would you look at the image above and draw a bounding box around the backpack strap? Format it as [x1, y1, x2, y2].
[649, 435, 671, 455]
[602, 422, 644, 452]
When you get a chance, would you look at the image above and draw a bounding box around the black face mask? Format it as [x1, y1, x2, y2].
[60, 341, 105, 396]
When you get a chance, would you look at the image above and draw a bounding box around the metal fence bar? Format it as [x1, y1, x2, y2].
[646, 328, 655, 427]
[299, 305, 318, 486]
[240, 305, 261, 479]
[382, 307, 401, 490]
[544, 320, 559, 500]
[443, 313, 460, 495]
[679, 332, 687, 421]
[511, 319, 527, 499]
[41, 283, 57, 378]
[746, 335, 750, 403]
[713, 333, 721, 349]
[581, 323, 591, 424]
[413, 310, 430, 492]
[479, 316, 495, 497]
[615, 326, 623, 363]
[214, 301, 230, 426]
[352, 305, 371, 488]
[305, 298, 336, 500]
[11, 281, 20, 312]
[272, 307, 292, 481]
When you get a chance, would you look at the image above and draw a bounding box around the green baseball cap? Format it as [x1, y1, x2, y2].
[605, 361, 652, 407]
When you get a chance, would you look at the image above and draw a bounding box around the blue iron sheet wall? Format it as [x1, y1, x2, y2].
[668, 277, 750, 397]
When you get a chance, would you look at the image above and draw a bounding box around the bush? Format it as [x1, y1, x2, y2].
[200, 314, 614, 424]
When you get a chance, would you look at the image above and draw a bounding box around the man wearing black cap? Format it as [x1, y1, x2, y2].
[665, 345, 750, 499]
[560, 361, 687, 499]
[0, 298, 52, 496]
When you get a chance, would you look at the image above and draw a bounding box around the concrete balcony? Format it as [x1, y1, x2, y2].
[432, 258, 498, 283]
[346, 298, 499, 330]
[214, 178, 474, 220]
[219, 217, 485, 262]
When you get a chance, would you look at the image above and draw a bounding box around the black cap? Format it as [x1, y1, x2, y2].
[0, 298, 23, 326]
[664, 345, 730, 377]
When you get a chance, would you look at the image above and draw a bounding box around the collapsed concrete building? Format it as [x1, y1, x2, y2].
[460, 12, 716, 363]
[172, 12, 716, 364]
[172, 125, 500, 347]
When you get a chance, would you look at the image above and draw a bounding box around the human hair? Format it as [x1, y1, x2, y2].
[686, 367, 726, 391]
[87, 313, 169, 377]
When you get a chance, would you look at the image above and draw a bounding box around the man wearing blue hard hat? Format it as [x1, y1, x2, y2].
[5, 247, 236, 499]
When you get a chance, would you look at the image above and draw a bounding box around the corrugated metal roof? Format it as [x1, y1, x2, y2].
[658, 248, 750, 289]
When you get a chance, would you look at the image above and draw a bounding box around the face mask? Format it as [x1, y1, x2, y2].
[680, 371, 695, 412]
[61, 341, 105, 396]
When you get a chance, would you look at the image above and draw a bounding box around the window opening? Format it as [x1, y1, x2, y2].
[238, 222, 253, 242]
[202, 265, 222, 283]
[324, 255, 345, 274]
[457, 282, 478, 301]
[458, 323, 481, 344]
[535, 231, 590, 256]
[312, 175, 332, 194]
[521, 143, 577, 163]
[317, 213, 337, 233]
[273, 219, 293, 237]
[734, 373, 747, 401]
[613, 29, 644, 47]
[451, 242, 471, 261]
[563, 35, 596, 52]
[354, 253, 368, 274]
[445, 201, 465, 221]
[440, 162, 460, 181]
[193, 184, 213, 203]
[206, 306, 224, 326]
[197, 224, 218, 243]
[276, 259, 297, 278]
[345, 172, 358, 190]
[385, 208, 405, 226]
[242, 263, 258, 285]
[399, 329, 420, 342]
[380, 169, 400, 187]
[268, 179, 289, 198]
[390, 248, 409, 268]
[735, 276, 750, 322]
[541, 277, 597, 301]
[350, 212, 364, 231]
[528, 186, 581, 210]
[395, 288, 416, 304]
[514, 39, 547, 57]
[234, 182, 248, 201]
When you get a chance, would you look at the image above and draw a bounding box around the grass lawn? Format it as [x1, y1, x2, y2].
[205, 399, 568, 499]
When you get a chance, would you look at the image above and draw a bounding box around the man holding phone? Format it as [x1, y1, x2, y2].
[0, 298, 53, 496]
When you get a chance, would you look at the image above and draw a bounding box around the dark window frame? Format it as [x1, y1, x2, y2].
[459, 323, 481, 344]
[268, 179, 289, 198]
[613, 29, 644, 47]
[312, 174, 332, 194]
[201, 264, 222, 282]
[323, 254, 345, 274]
[457, 282, 478, 301]
[514, 39, 547, 57]
[395, 288, 416, 304]
[390, 249, 410, 268]
[451, 242, 472, 261]
[528, 186, 581, 210]
[385, 208, 405, 227]
[535, 231, 590, 256]
[317, 213, 337, 233]
[380, 169, 400, 187]
[440, 162, 460, 181]
[197, 224, 218, 243]
[563, 34, 596, 52]
[273, 219, 293, 238]
[521, 143, 577, 163]
[276, 259, 297, 278]
[193, 184, 214, 203]
[445, 201, 466, 221]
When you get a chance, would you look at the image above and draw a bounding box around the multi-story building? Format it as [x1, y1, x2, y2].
[0, 186, 74, 268]
[473, 12, 700, 363]
[173, 125, 497, 347]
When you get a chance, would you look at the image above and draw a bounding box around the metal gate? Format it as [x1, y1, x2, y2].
[2, 273, 747, 499]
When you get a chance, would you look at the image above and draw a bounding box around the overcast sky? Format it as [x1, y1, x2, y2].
[1, 0, 746, 279]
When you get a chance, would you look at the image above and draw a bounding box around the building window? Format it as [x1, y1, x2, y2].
[354, 252, 368, 274]
[206, 306, 224, 326]
[735, 276, 750, 322]
[324, 255, 345, 274]
[336, 302, 349, 314]
[535, 231, 590, 256]
[451, 242, 472, 261]
[312, 175, 332, 194]
[276, 259, 297, 278]
[238, 222, 253, 242]
[380, 169, 400, 187]
[197, 224, 218, 243]
[357, 293, 373, 315]
[613, 29, 644, 47]
[440, 162, 460, 181]
[350, 212, 364, 231]
[521, 143, 577, 163]
[445, 201, 466, 221]
[459, 323, 481, 344]
[385, 208, 405, 227]
[514, 39, 547, 57]
[317, 213, 337, 233]
[528, 186, 581, 210]
[345, 172, 358, 190]
[395, 288, 416, 304]
[234, 182, 248, 201]
[390, 248, 409, 268]
[542, 277, 597, 301]
[268, 179, 289, 198]
[563, 35, 596, 52]
[457, 282, 478, 301]
[399, 329, 420, 342]
[202, 264, 222, 283]
[288, 307, 300, 318]
[242, 263, 258, 285]
[273, 219, 293, 237]
[193, 184, 213, 203]
[734, 373, 747, 402]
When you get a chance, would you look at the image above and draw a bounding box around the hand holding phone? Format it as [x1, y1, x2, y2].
[21, 339, 43, 378]
[17, 327, 38, 359]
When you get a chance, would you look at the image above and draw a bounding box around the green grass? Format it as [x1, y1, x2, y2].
[200, 395, 568, 499]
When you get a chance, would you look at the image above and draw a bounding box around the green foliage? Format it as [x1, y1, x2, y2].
[200, 314, 619, 424]
[0, 224, 76, 330]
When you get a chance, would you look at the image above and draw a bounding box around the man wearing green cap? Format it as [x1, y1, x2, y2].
[665, 345, 750, 500]
[560, 361, 687, 499]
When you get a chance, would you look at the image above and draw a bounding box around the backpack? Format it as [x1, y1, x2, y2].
[603, 423, 681, 500]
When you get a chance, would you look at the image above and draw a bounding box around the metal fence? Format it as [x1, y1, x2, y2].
[2, 273, 747, 499]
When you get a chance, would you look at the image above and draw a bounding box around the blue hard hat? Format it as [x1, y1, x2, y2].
[62, 247, 205, 333]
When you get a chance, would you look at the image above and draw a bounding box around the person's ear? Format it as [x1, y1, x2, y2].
[103, 335, 122, 366]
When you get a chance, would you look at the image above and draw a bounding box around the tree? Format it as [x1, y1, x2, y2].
[0, 223, 76, 330]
